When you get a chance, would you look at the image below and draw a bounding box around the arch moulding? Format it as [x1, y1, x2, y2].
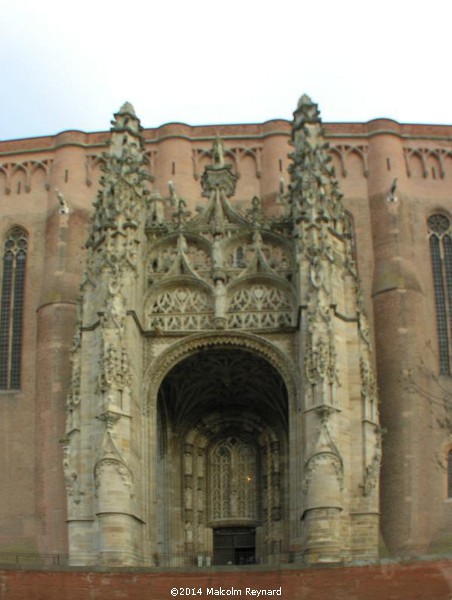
[143, 331, 297, 415]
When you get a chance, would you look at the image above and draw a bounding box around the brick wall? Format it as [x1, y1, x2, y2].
[0, 560, 451, 600]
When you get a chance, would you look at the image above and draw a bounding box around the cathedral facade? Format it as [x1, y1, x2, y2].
[0, 96, 451, 567]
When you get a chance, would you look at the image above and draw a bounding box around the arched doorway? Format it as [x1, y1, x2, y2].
[156, 347, 289, 566]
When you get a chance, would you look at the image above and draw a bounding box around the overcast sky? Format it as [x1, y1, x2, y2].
[1, 0, 451, 141]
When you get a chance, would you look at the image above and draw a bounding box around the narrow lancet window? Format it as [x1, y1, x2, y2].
[0, 227, 28, 389]
[428, 214, 452, 375]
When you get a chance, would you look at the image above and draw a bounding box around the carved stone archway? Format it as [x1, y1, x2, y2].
[153, 344, 290, 566]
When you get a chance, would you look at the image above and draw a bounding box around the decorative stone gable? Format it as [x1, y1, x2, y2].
[145, 137, 296, 333]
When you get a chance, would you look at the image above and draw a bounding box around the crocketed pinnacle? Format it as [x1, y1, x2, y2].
[86, 104, 149, 252]
[110, 101, 143, 142]
[288, 95, 345, 229]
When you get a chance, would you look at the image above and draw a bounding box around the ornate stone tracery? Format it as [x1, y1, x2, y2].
[210, 437, 258, 521]
[148, 285, 214, 331]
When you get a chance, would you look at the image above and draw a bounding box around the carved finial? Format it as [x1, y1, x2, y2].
[173, 197, 190, 228]
[200, 137, 237, 198]
[297, 94, 313, 109]
[118, 102, 136, 117]
[110, 102, 142, 139]
[293, 94, 321, 127]
[212, 136, 225, 167]
[248, 196, 262, 227]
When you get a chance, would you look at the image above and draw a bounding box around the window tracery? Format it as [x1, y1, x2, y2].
[0, 227, 27, 389]
[210, 437, 257, 521]
[428, 214, 452, 374]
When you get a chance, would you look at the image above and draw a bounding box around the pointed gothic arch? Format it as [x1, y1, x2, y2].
[428, 213, 452, 374]
[153, 343, 290, 566]
[0, 226, 28, 389]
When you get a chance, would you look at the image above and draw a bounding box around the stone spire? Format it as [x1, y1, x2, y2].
[85, 102, 150, 276]
[289, 95, 346, 234]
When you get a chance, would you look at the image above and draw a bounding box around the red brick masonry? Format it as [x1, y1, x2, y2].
[0, 559, 451, 600]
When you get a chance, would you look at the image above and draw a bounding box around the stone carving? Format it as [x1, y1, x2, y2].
[97, 343, 131, 395]
[225, 239, 291, 274]
[94, 431, 134, 498]
[95, 458, 134, 494]
[303, 452, 343, 495]
[289, 95, 347, 236]
[147, 237, 213, 282]
[66, 366, 81, 431]
[192, 144, 262, 181]
[101, 286, 126, 335]
[149, 286, 213, 331]
[145, 137, 295, 339]
[303, 408, 343, 494]
[62, 438, 83, 505]
[85, 154, 106, 188]
[360, 355, 378, 421]
[361, 425, 383, 496]
[64, 97, 383, 566]
[228, 284, 293, 329]
[210, 437, 257, 521]
[84, 103, 150, 285]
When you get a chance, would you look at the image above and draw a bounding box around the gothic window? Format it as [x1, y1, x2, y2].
[428, 214, 452, 375]
[0, 227, 27, 389]
[448, 449, 452, 498]
[210, 437, 257, 521]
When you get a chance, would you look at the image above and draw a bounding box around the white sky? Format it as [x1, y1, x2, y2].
[1, 0, 451, 141]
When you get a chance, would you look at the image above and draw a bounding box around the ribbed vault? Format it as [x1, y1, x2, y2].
[158, 348, 288, 436]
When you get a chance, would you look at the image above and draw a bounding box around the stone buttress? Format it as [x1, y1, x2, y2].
[64, 103, 150, 564]
[290, 96, 381, 562]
